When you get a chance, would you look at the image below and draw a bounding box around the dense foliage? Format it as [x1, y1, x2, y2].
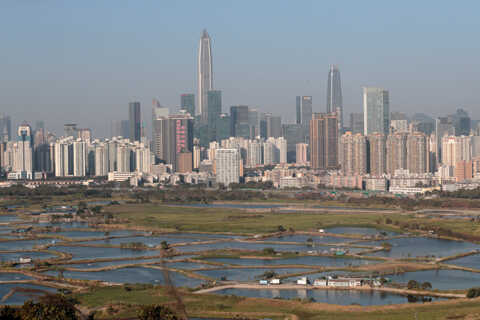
[137, 304, 179, 320]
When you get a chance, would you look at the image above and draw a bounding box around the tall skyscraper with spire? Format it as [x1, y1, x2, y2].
[326, 65, 343, 130]
[197, 29, 213, 123]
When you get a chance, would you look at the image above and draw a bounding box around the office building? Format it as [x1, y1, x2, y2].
[0, 115, 12, 142]
[198, 29, 213, 121]
[152, 113, 194, 171]
[265, 114, 282, 138]
[207, 90, 222, 141]
[216, 113, 231, 141]
[363, 87, 390, 136]
[180, 94, 195, 116]
[283, 124, 305, 163]
[349, 113, 364, 135]
[215, 148, 240, 186]
[310, 113, 338, 169]
[129, 102, 141, 142]
[327, 65, 343, 129]
[248, 109, 260, 138]
[230, 105, 250, 138]
[296, 96, 313, 137]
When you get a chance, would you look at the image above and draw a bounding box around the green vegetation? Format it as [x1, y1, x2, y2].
[407, 280, 433, 290]
[107, 203, 480, 242]
[73, 285, 480, 320]
[137, 304, 179, 320]
[467, 287, 480, 298]
[0, 294, 80, 320]
[109, 203, 391, 234]
[119, 242, 148, 250]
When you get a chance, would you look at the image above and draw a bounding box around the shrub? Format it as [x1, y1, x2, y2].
[137, 304, 178, 320]
[467, 287, 480, 298]
[407, 280, 419, 290]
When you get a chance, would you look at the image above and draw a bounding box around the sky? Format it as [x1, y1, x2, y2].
[1, 0, 480, 137]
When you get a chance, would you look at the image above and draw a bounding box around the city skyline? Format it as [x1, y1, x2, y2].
[1, 1, 480, 136]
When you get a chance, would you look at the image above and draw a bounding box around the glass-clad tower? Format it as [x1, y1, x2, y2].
[326, 65, 343, 129]
[197, 29, 213, 122]
[363, 87, 390, 136]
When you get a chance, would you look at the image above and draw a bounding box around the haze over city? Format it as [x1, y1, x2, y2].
[1, 1, 480, 136]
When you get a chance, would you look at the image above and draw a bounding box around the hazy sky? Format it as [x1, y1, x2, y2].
[1, 1, 480, 137]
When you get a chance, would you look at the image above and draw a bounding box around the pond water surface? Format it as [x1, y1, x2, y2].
[214, 288, 445, 306]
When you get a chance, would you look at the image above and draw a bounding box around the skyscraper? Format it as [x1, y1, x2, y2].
[349, 113, 364, 134]
[296, 96, 313, 127]
[339, 132, 367, 176]
[215, 148, 240, 186]
[180, 94, 195, 116]
[368, 133, 387, 176]
[386, 133, 408, 175]
[152, 113, 194, 171]
[13, 123, 33, 178]
[265, 114, 282, 138]
[129, 102, 141, 142]
[363, 87, 390, 136]
[327, 65, 343, 129]
[0, 115, 11, 142]
[207, 90, 222, 141]
[230, 106, 250, 138]
[198, 29, 213, 122]
[310, 113, 339, 169]
[407, 132, 429, 174]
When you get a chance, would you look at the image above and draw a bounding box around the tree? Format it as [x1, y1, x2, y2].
[407, 280, 419, 290]
[0, 306, 21, 320]
[421, 281, 432, 290]
[137, 304, 178, 320]
[160, 241, 170, 250]
[467, 287, 480, 298]
[262, 247, 276, 255]
[19, 294, 78, 320]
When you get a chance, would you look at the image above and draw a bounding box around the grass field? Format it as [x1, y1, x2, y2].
[107, 202, 480, 240]
[75, 285, 480, 320]
[109, 203, 398, 234]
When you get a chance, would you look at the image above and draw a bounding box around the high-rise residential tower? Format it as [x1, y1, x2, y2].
[215, 148, 241, 186]
[13, 123, 33, 178]
[197, 29, 213, 122]
[129, 102, 141, 142]
[368, 133, 387, 176]
[363, 87, 390, 136]
[310, 112, 339, 169]
[327, 65, 343, 130]
[386, 133, 408, 175]
[339, 132, 367, 176]
[407, 132, 429, 174]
